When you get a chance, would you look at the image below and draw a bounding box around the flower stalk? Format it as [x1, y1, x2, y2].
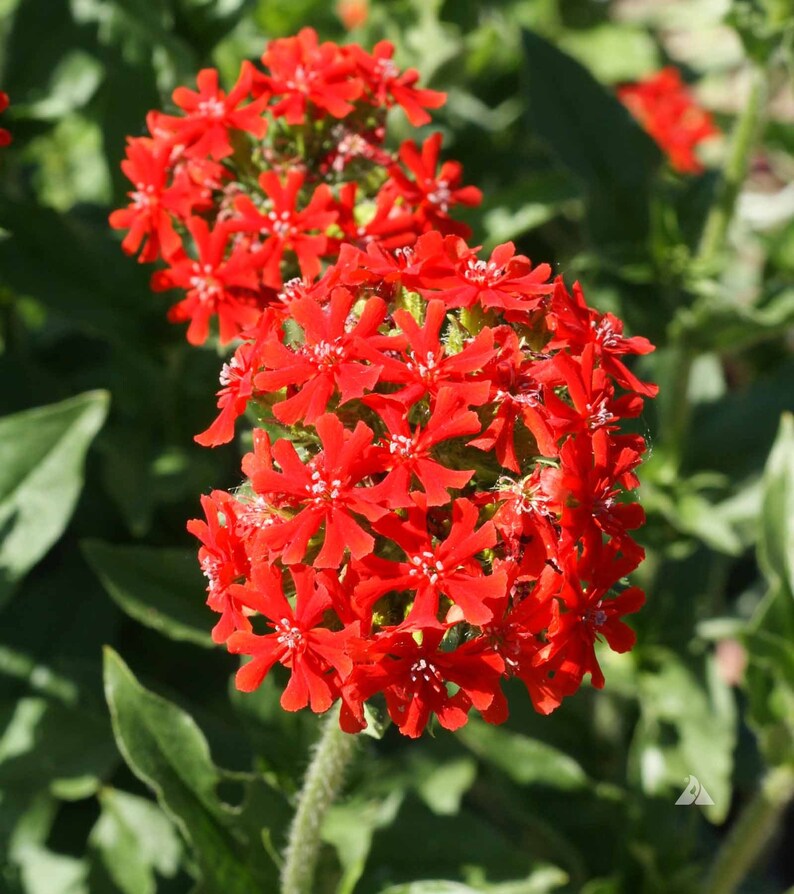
[697, 64, 768, 270]
[281, 709, 359, 894]
[666, 63, 768, 468]
[703, 765, 794, 894]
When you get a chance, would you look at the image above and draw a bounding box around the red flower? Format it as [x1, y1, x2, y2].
[365, 387, 481, 507]
[257, 27, 362, 124]
[187, 491, 251, 643]
[158, 63, 268, 159]
[536, 560, 645, 691]
[348, 40, 446, 125]
[419, 238, 552, 312]
[152, 217, 262, 344]
[364, 298, 496, 407]
[231, 169, 337, 288]
[554, 431, 645, 551]
[468, 326, 557, 472]
[0, 91, 12, 147]
[347, 626, 505, 737]
[242, 414, 385, 568]
[548, 279, 659, 398]
[195, 317, 277, 447]
[253, 285, 386, 425]
[227, 564, 355, 711]
[109, 138, 193, 263]
[483, 561, 564, 715]
[385, 133, 482, 236]
[355, 498, 507, 629]
[333, 182, 416, 251]
[491, 468, 561, 578]
[618, 67, 719, 174]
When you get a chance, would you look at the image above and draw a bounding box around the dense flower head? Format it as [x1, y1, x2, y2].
[188, 238, 657, 738]
[110, 28, 475, 345]
[0, 91, 11, 147]
[618, 67, 719, 174]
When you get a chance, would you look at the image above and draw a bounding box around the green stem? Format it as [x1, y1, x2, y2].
[697, 65, 767, 269]
[665, 64, 768, 465]
[703, 766, 794, 894]
[280, 709, 359, 894]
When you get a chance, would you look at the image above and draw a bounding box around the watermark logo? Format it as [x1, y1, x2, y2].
[675, 775, 714, 806]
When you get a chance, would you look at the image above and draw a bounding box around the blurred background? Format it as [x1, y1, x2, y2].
[0, 0, 793, 892]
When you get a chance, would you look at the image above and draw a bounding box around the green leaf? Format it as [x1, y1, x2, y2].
[629, 651, 736, 823]
[410, 755, 477, 816]
[521, 29, 661, 255]
[675, 288, 794, 353]
[378, 866, 568, 894]
[323, 791, 404, 894]
[0, 391, 108, 606]
[15, 845, 89, 894]
[457, 720, 589, 790]
[82, 541, 213, 648]
[102, 648, 276, 894]
[0, 696, 117, 802]
[758, 413, 794, 597]
[89, 789, 183, 894]
[559, 24, 660, 84]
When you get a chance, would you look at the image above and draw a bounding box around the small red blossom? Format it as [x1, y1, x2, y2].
[158, 64, 269, 159]
[228, 564, 355, 711]
[254, 285, 386, 425]
[231, 169, 337, 288]
[536, 560, 645, 692]
[109, 138, 193, 263]
[355, 499, 507, 629]
[257, 28, 362, 124]
[385, 133, 483, 236]
[152, 217, 262, 344]
[187, 491, 251, 643]
[242, 415, 385, 568]
[346, 627, 505, 738]
[419, 238, 553, 312]
[348, 40, 446, 126]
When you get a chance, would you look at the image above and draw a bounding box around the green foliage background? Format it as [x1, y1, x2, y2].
[0, 1, 793, 892]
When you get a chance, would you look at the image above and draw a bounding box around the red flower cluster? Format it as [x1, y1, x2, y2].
[109, 28, 483, 345]
[0, 92, 11, 148]
[188, 235, 658, 738]
[618, 67, 719, 174]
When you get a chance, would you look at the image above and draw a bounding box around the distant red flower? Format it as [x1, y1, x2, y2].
[618, 67, 719, 174]
[0, 91, 11, 147]
[336, 0, 369, 31]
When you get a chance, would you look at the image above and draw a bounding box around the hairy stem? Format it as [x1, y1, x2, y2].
[703, 766, 794, 894]
[280, 709, 359, 894]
